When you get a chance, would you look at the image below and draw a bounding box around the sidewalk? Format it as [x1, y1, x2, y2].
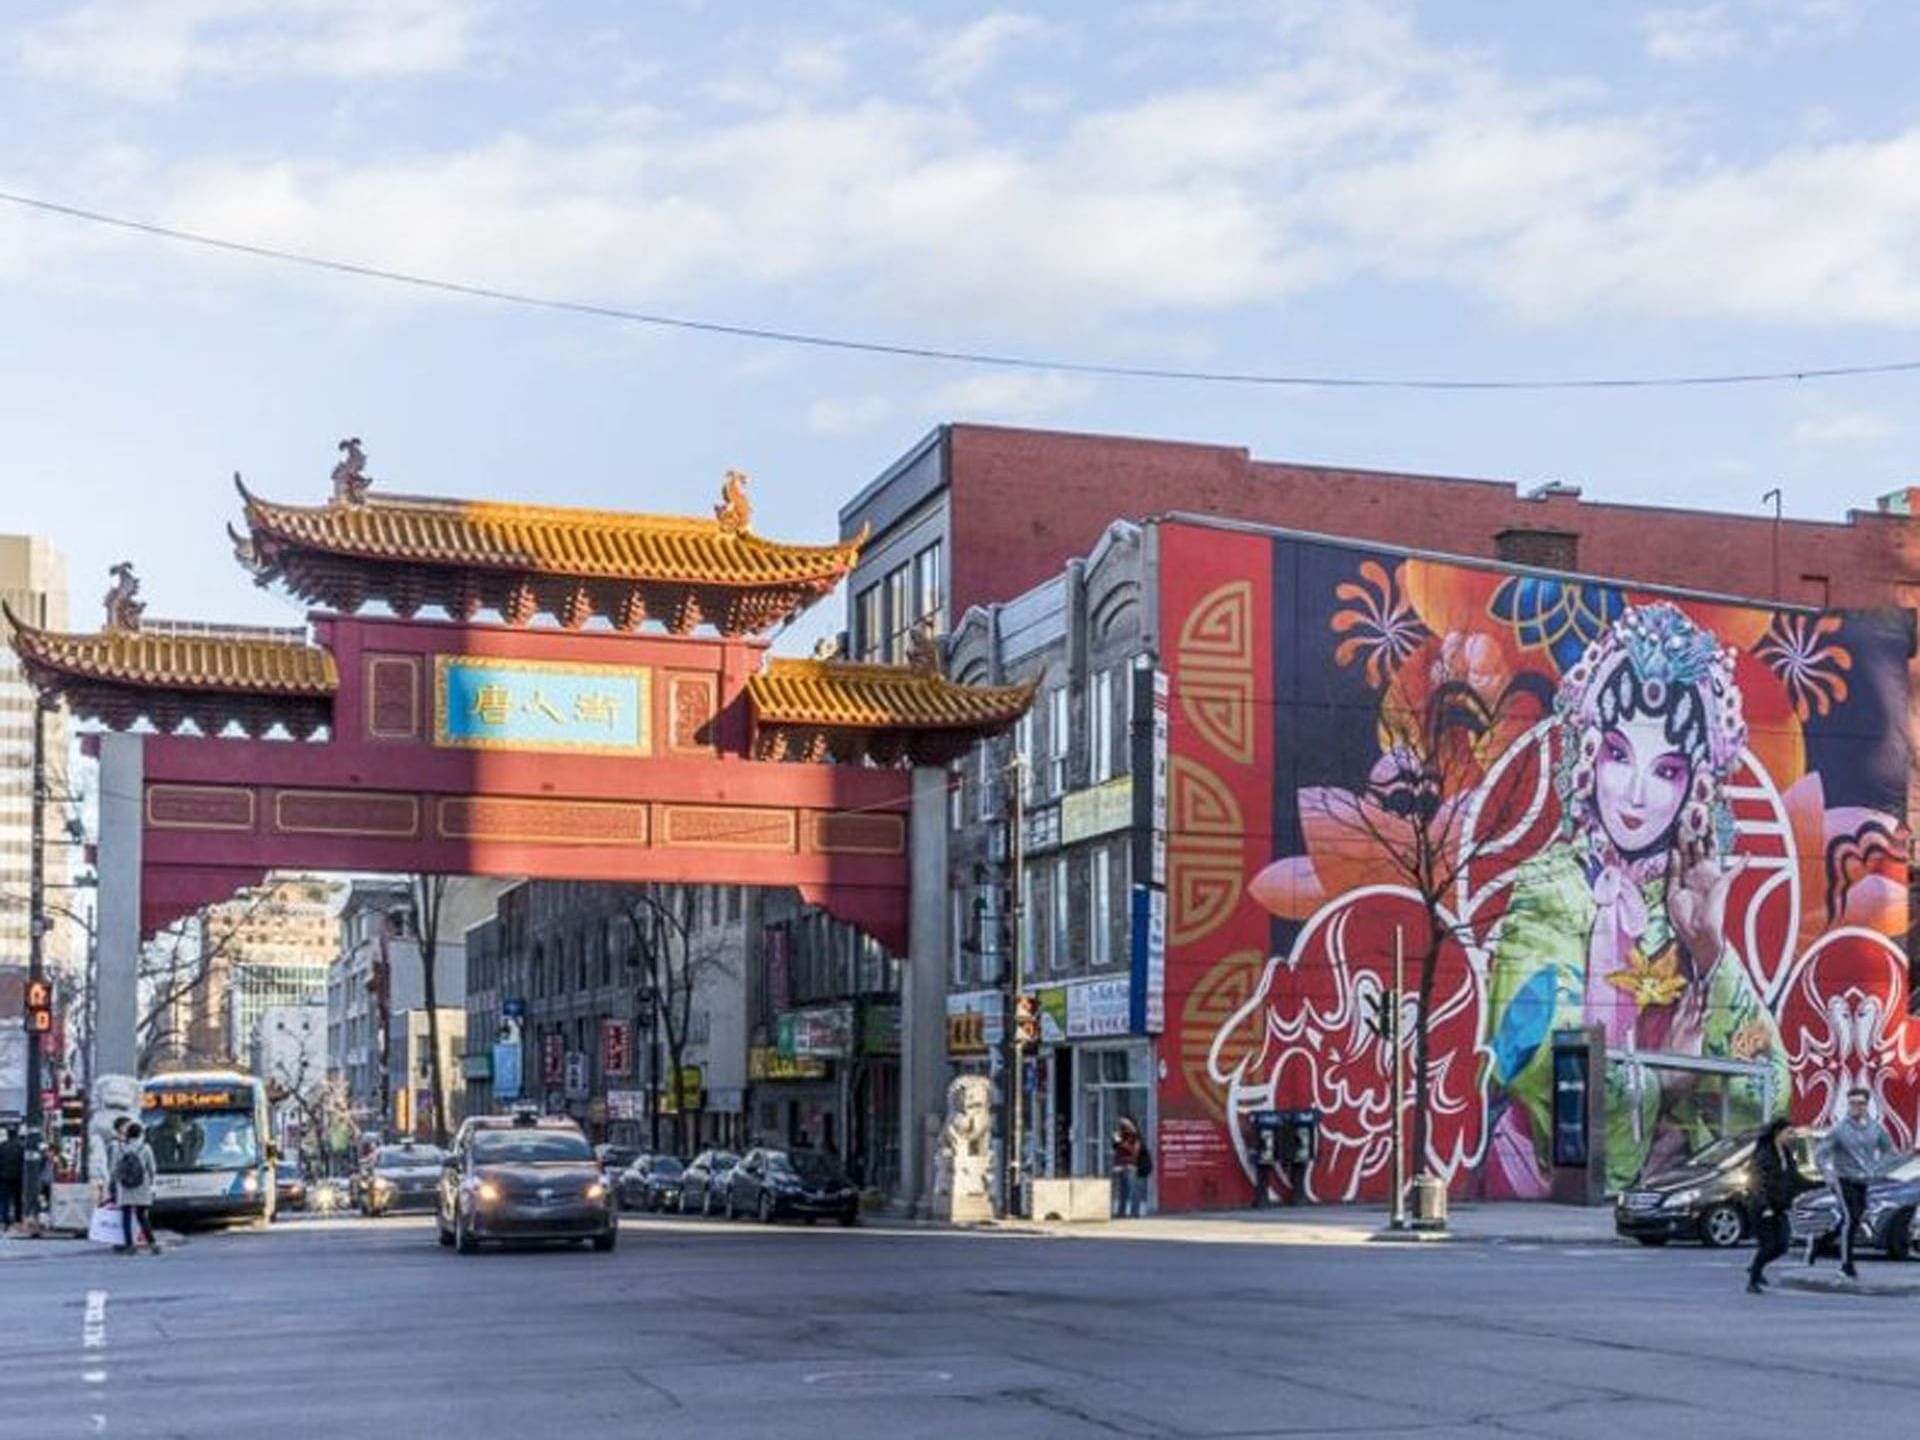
[994, 1201, 1622, 1247]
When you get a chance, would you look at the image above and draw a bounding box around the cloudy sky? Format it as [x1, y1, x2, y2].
[3, 0, 1918, 645]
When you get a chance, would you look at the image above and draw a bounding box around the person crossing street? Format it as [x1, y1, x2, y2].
[1746, 1119, 1803, 1294]
[1814, 1087, 1897, 1280]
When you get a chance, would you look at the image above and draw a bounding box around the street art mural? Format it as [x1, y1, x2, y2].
[1155, 521, 1913, 1209]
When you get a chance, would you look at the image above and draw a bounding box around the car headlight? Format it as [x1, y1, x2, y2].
[242, 1172, 259, 1194]
[475, 1181, 501, 1204]
[1660, 1188, 1700, 1212]
[373, 1176, 394, 1192]
[586, 1181, 608, 1203]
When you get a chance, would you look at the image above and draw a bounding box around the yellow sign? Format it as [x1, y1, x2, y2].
[749, 1047, 829, 1081]
[148, 1088, 247, 1110]
[658, 1066, 704, 1114]
[1062, 776, 1134, 844]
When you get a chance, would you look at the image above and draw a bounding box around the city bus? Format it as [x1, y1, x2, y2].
[141, 1072, 276, 1225]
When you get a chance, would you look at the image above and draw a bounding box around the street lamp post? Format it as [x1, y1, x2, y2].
[25, 694, 49, 1131]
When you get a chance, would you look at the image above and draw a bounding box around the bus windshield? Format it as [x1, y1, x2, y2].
[144, 1107, 261, 1174]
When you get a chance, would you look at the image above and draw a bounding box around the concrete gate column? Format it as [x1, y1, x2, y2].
[94, 731, 144, 1081]
[900, 766, 949, 1214]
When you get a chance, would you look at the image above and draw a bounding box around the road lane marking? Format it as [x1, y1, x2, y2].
[83, 1289, 109, 1429]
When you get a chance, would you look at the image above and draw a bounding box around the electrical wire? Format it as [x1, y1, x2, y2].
[5, 188, 1920, 393]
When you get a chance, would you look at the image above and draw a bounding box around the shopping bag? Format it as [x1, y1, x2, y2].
[87, 1204, 123, 1246]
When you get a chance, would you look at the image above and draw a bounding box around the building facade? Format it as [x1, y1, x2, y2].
[0, 536, 71, 987]
[188, 875, 342, 1067]
[954, 513, 1915, 1209]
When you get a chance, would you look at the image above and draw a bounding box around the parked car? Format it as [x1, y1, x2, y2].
[724, 1148, 859, 1226]
[1614, 1127, 1823, 1248]
[615, 1154, 684, 1212]
[436, 1112, 616, 1254]
[1789, 1154, 1920, 1259]
[677, 1150, 740, 1215]
[363, 1143, 448, 1217]
[596, 1144, 644, 1188]
[273, 1161, 309, 1214]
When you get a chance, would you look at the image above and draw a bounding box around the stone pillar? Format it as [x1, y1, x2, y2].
[900, 766, 949, 1214]
[94, 732, 144, 1082]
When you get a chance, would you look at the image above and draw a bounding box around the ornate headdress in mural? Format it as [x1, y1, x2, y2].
[1552, 603, 1748, 855]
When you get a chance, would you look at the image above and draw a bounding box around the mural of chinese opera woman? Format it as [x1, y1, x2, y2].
[1215, 545, 1914, 1205]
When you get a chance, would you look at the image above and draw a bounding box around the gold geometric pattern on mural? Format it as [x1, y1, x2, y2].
[145, 783, 257, 832]
[437, 796, 649, 846]
[1178, 949, 1265, 1126]
[658, 804, 797, 852]
[272, 789, 420, 838]
[809, 811, 907, 855]
[668, 672, 719, 753]
[365, 654, 422, 741]
[1177, 580, 1253, 665]
[1178, 671, 1255, 765]
[1170, 754, 1244, 837]
[1168, 852, 1246, 945]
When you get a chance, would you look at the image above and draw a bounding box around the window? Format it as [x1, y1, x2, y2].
[975, 742, 995, 822]
[1020, 865, 1036, 976]
[884, 563, 913, 663]
[951, 892, 969, 987]
[1050, 856, 1070, 972]
[854, 585, 883, 663]
[1090, 845, 1113, 967]
[726, 887, 742, 924]
[1090, 669, 1114, 785]
[1013, 713, 1035, 802]
[949, 763, 965, 831]
[913, 541, 944, 633]
[1047, 688, 1070, 795]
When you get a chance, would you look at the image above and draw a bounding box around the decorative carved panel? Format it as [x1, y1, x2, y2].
[667, 672, 719, 753]
[437, 796, 650, 846]
[810, 811, 907, 855]
[272, 790, 420, 838]
[365, 654, 422, 741]
[146, 784, 257, 832]
[657, 804, 796, 851]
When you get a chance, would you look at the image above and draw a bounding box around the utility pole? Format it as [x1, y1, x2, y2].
[25, 692, 48, 1131]
[1003, 750, 1027, 1220]
[1390, 927, 1407, 1232]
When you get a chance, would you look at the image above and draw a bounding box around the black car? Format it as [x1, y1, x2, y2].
[596, 1144, 644, 1188]
[615, 1154, 684, 1212]
[724, 1148, 859, 1226]
[1789, 1154, 1920, 1259]
[677, 1150, 740, 1215]
[1614, 1127, 1822, 1248]
[437, 1115, 616, 1253]
[273, 1161, 309, 1214]
[362, 1143, 448, 1217]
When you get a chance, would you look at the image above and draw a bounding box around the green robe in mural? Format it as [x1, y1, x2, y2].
[1485, 845, 1788, 1194]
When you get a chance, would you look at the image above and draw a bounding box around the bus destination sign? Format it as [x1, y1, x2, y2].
[148, 1088, 248, 1110]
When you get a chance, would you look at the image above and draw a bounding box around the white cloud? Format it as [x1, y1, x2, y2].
[919, 12, 1048, 93]
[932, 370, 1093, 417]
[1641, 4, 1746, 62]
[1791, 410, 1898, 445]
[14, 0, 478, 100]
[1639, 0, 1864, 64]
[806, 394, 893, 435]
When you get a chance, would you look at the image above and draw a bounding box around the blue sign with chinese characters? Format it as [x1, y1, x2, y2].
[435, 657, 650, 755]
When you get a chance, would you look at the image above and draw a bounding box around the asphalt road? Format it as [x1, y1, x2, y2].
[3, 1211, 1919, 1440]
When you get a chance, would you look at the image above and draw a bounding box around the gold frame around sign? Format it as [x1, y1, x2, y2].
[432, 654, 652, 756]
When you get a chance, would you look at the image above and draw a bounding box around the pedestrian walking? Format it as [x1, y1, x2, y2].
[113, 1122, 160, 1255]
[1815, 1086, 1896, 1279]
[1111, 1117, 1145, 1218]
[0, 1125, 23, 1232]
[1746, 1118, 1801, 1294]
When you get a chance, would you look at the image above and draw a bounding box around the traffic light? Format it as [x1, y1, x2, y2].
[1364, 989, 1397, 1042]
[1013, 992, 1041, 1047]
[25, 979, 53, 1034]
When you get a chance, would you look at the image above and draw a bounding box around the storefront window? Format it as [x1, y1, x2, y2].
[1090, 845, 1112, 967]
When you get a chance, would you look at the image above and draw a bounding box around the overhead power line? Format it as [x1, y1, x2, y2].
[5, 187, 1920, 393]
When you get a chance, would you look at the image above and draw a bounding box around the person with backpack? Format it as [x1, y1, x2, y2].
[113, 1122, 159, 1254]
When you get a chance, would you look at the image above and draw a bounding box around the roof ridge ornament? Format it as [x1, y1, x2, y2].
[714, 469, 751, 534]
[104, 562, 145, 633]
[907, 617, 942, 679]
[331, 437, 372, 507]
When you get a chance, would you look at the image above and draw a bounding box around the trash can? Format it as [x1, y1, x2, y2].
[1411, 1175, 1448, 1230]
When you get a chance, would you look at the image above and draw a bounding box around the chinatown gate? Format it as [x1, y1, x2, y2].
[6, 457, 1031, 1206]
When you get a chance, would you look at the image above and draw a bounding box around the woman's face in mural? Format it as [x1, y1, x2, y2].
[1593, 715, 1691, 855]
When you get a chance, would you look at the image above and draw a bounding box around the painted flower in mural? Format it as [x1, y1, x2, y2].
[1332, 560, 1430, 688]
[1756, 613, 1853, 721]
[1488, 575, 1626, 673]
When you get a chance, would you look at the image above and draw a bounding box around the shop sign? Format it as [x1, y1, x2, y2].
[607, 1089, 647, 1121]
[1062, 776, 1133, 845]
[541, 1032, 565, 1085]
[945, 990, 1004, 1055]
[434, 655, 651, 756]
[1150, 670, 1169, 885]
[1067, 976, 1133, 1038]
[1030, 985, 1070, 1045]
[588, 1096, 609, 1125]
[781, 1004, 852, 1059]
[564, 1050, 589, 1100]
[461, 1053, 493, 1081]
[749, 1046, 830, 1082]
[1129, 884, 1166, 1035]
[861, 1005, 901, 1056]
[1024, 805, 1061, 855]
[601, 1019, 633, 1078]
[658, 1066, 704, 1114]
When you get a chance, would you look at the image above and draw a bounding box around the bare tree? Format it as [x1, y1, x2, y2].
[615, 886, 735, 1155]
[1315, 668, 1552, 1186]
[134, 886, 286, 1072]
[409, 875, 452, 1148]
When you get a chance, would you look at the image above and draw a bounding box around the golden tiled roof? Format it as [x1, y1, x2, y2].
[747, 659, 1036, 731]
[4, 609, 337, 695]
[239, 486, 864, 588]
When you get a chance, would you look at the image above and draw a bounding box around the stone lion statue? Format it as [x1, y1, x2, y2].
[934, 1074, 995, 1221]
